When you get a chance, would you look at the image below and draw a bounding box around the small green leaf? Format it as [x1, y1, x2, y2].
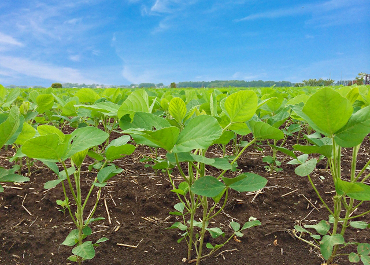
[62, 229, 79, 246]
[96, 237, 109, 244]
[174, 202, 185, 214]
[304, 220, 330, 235]
[168, 222, 187, 231]
[72, 241, 95, 260]
[295, 159, 317, 176]
[0, 106, 20, 149]
[169, 97, 187, 124]
[320, 234, 344, 260]
[241, 220, 261, 230]
[105, 135, 136, 161]
[350, 221, 369, 229]
[82, 226, 92, 236]
[335, 179, 370, 201]
[207, 227, 224, 238]
[97, 165, 123, 183]
[349, 252, 360, 263]
[36, 94, 54, 113]
[230, 221, 240, 232]
[206, 243, 214, 249]
[191, 176, 226, 197]
[358, 243, 370, 256]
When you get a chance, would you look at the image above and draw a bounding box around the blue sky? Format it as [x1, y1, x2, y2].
[0, 0, 369, 87]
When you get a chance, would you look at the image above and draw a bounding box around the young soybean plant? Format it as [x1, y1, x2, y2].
[289, 87, 370, 265]
[22, 125, 135, 264]
[123, 90, 284, 265]
[0, 106, 30, 191]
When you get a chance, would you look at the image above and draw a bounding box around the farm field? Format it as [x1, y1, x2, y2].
[1, 85, 370, 265]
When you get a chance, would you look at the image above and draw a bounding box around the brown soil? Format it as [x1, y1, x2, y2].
[1, 132, 369, 265]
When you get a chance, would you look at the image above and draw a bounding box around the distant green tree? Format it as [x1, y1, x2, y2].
[139, 83, 156, 88]
[170, 82, 177, 88]
[51, 83, 62, 88]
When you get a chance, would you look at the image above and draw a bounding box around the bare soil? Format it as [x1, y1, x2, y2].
[1, 132, 370, 265]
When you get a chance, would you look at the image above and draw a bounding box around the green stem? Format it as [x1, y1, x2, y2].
[196, 197, 208, 265]
[307, 174, 334, 216]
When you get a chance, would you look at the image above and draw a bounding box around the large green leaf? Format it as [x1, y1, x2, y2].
[169, 97, 187, 124]
[0, 84, 5, 100]
[293, 144, 332, 158]
[191, 176, 226, 197]
[15, 123, 36, 145]
[0, 106, 20, 148]
[224, 90, 257, 122]
[117, 90, 150, 119]
[65, 127, 108, 158]
[227, 173, 267, 192]
[248, 120, 284, 140]
[173, 115, 222, 153]
[72, 241, 95, 260]
[334, 105, 370, 147]
[335, 179, 370, 201]
[36, 94, 54, 113]
[2, 88, 20, 108]
[37, 125, 65, 142]
[320, 234, 344, 260]
[303, 87, 353, 136]
[22, 134, 66, 161]
[137, 126, 180, 151]
[75, 88, 100, 103]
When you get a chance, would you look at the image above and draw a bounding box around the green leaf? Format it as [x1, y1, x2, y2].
[37, 125, 65, 142]
[228, 173, 267, 192]
[206, 243, 214, 249]
[120, 112, 170, 130]
[117, 90, 150, 119]
[44, 178, 65, 189]
[295, 159, 317, 176]
[97, 165, 123, 183]
[0, 106, 20, 149]
[168, 222, 187, 231]
[293, 144, 332, 158]
[248, 120, 284, 140]
[361, 255, 370, 265]
[190, 154, 215, 165]
[71, 149, 88, 168]
[62, 229, 79, 246]
[169, 97, 187, 124]
[65, 127, 108, 158]
[271, 145, 297, 159]
[141, 127, 180, 151]
[0, 173, 29, 183]
[2, 88, 20, 108]
[14, 123, 36, 145]
[207, 227, 224, 238]
[22, 134, 65, 161]
[36, 94, 54, 113]
[75, 88, 100, 103]
[335, 179, 370, 201]
[349, 252, 360, 263]
[105, 135, 135, 161]
[241, 220, 261, 230]
[303, 87, 353, 136]
[212, 130, 234, 145]
[191, 176, 226, 197]
[96, 237, 109, 244]
[0, 84, 5, 100]
[334, 105, 370, 147]
[173, 115, 222, 153]
[82, 226, 92, 236]
[304, 220, 330, 235]
[294, 225, 310, 234]
[350, 221, 369, 229]
[72, 241, 95, 260]
[358, 243, 370, 256]
[224, 90, 258, 122]
[320, 234, 344, 260]
[230, 221, 240, 232]
[174, 202, 185, 214]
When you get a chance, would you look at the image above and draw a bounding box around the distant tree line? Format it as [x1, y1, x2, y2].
[176, 80, 293, 88]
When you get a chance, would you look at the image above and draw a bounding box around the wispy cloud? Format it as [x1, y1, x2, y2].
[122, 65, 157, 84]
[0, 32, 23, 47]
[232, 71, 266, 80]
[236, 0, 367, 25]
[0, 56, 97, 84]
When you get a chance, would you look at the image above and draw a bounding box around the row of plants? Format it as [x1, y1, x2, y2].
[0, 84, 370, 264]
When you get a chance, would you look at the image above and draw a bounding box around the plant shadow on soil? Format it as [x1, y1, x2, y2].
[1, 133, 370, 265]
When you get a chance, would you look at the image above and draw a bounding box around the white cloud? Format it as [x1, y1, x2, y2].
[232, 71, 266, 80]
[236, 0, 366, 24]
[0, 56, 97, 84]
[69, 55, 81, 62]
[0, 32, 23, 46]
